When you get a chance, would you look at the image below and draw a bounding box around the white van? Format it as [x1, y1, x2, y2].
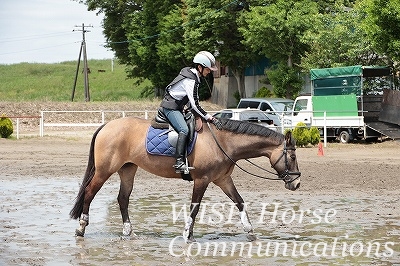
[237, 98, 294, 126]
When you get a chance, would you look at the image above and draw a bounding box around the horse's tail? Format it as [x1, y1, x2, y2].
[69, 124, 105, 220]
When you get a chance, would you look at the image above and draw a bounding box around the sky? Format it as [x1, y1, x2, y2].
[0, 0, 114, 64]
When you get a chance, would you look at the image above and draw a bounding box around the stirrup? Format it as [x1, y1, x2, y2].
[174, 159, 194, 174]
[174, 162, 187, 171]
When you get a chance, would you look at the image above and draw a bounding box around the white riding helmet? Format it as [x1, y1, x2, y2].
[193, 51, 218, 71]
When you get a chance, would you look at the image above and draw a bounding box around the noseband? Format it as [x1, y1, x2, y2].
[207, 122, 301, 184]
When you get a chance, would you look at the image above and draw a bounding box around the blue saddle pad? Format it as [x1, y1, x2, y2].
[145, 126, 196, 156]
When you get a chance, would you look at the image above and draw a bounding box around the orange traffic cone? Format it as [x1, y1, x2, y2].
[318, 142, 324, 156]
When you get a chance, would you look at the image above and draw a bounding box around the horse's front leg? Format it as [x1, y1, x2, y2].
[214, 176, 257, 241]
[183, 179, 209, 243]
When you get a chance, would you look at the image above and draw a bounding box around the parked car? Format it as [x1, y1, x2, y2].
[212, 108, 276, 130]
[237, 98, 294, 126]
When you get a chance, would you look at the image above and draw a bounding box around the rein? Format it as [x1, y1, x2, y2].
[206, 122, 300, 183]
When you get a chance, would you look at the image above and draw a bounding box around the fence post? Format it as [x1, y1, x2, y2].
[40, 111, 44, 137]
[16, 118, 20, 139]
[323, 111, 327, 147]
[101, 111, 105, 124]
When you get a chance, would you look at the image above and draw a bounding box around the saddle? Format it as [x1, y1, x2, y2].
[147, 108, 202, 181]
[151, 108, 201, 143]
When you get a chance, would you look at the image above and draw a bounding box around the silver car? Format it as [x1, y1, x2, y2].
[212, 108, 276, 130]
[237, 98, 294, 126]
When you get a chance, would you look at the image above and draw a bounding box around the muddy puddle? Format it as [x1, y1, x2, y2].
[0, 175, 399, 265]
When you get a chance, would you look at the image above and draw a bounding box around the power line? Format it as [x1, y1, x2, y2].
[0, 32, 75, 43]
[0, 42, 77, 56]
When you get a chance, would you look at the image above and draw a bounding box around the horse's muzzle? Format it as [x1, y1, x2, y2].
[282, 171, 301, 191]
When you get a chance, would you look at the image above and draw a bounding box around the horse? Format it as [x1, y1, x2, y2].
[70, 117, 301, 242]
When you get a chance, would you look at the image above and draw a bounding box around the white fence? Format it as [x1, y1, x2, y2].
[5, 116, 41, 139]
[9, 110, 366, 145]
[39, 110, 158, 137]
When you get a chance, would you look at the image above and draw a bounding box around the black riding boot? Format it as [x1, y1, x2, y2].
[173, 132, 188, 172]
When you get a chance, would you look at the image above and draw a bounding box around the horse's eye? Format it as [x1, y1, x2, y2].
[290, 154, 296, 160]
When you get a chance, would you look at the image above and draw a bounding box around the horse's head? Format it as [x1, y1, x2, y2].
[270, 131, 301, 191]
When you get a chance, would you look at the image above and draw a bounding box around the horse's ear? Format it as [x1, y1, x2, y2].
[285, 130, 293, 145]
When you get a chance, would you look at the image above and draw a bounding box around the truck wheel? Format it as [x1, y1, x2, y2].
[339, 131, 351, 143]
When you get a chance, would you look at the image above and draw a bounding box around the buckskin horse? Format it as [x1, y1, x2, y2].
[70, 117, 301, 242]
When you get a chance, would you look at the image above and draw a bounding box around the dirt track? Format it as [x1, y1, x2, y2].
[1, 133, 399, 265]
[0, 101, 399, 265]
[1, 136, 400, 193]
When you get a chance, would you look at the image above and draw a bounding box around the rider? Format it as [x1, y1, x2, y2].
[160, 51, 223, 173]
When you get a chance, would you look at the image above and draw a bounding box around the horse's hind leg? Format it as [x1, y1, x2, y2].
[214, 176, 256, 241]
[117, 163, 138, 236]
[76, 171, 113, 236]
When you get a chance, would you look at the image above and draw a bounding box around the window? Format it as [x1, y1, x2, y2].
[293, 99, 308, 116]
[220, 112, 232, 119]
[259, 102, 272, 111]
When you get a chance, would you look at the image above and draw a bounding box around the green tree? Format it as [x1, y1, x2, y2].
[359, 0, 400, 68]
[300, 3, 384, 71]
[82, 0, 259, 98]
[266, 63, 303, 99]
[83, 0, 186, 96]
[124, 1, 187, 95]
[184, 0, 260, 98]
[240, 0, 319, 98]
[84, 0, 141, 64]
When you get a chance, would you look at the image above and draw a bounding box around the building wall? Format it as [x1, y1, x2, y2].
[210, 57, 273, 108]
[211, 75, 238, 108]
[244, 74, 272, 97]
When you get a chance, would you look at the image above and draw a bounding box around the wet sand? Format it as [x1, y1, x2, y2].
[0, 136, 399, 265]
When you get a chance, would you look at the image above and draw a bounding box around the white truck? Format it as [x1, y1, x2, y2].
[287, 65, 394, 143]
[290, 94, 367, 143]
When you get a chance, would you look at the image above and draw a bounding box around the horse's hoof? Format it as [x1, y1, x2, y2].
[247, 233, 258, 242]
[75, 228, 85, 237]
[185, 236, 196, 243]
[183, 230, 196, 243]
[122, 222, 132, 236]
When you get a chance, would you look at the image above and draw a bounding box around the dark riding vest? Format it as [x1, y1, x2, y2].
[160, 67, 199, 111]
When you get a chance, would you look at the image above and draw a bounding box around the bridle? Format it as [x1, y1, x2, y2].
[270, 141, 301, 184]
[207, 122, 301, 184]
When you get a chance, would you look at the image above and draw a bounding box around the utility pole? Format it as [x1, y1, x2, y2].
[71, 23, 93, 102]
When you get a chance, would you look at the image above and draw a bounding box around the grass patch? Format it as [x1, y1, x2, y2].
[0, 59, 152, 101]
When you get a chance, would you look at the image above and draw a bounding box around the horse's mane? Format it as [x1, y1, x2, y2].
[219, 118, 284, 143]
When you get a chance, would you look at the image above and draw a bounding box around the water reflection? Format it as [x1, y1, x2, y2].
[0, 176, 398, 265]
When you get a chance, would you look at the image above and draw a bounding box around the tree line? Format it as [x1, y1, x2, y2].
[81, 0, 400, 99]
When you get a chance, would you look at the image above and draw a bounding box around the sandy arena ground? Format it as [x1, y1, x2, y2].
[0, 101, 399, 265]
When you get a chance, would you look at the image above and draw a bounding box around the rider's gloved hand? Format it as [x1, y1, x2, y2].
[210, 117, 223, 130]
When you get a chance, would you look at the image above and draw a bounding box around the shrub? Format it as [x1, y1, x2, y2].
[0, 115, 13, 138]
[255, 87, 274, 98]
[309, 127, 321, 145]
[292, 122, 310, 147]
